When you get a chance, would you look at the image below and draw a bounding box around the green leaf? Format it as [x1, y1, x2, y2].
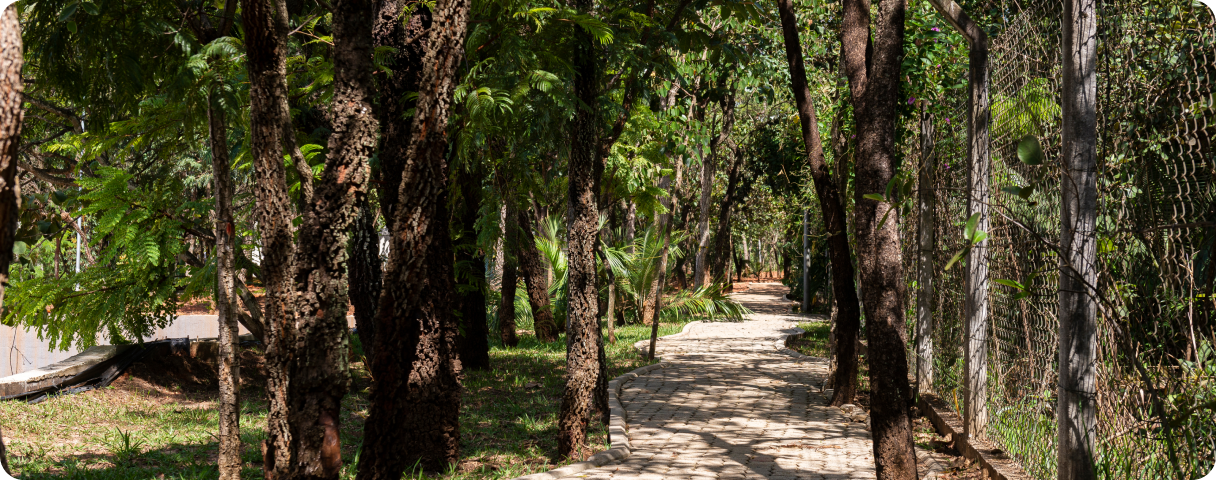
[1000, 186, 1023, 197]
[59, 3, 79, 21]
[66, 20, 78, 34]
[993, 278, 1025, 291]
[81, 2, 99, 15]
[1019, 183, 1035, 199]
[1017, 135, 1045, 166]
[972, 231, 988, 244]
[964, 212, 980, 240]
[863, 193, 885, 203]
[944, 248, 967, 271]
[11, 241, 26, 256]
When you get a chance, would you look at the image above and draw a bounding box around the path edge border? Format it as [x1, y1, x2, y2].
[509, 361, 669, 480]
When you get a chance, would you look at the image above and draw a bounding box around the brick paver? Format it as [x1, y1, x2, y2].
[578, 283, 875, 480]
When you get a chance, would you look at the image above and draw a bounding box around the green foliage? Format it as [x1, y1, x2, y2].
[4, 168, 209, 350]
[610, 227, 750, 322]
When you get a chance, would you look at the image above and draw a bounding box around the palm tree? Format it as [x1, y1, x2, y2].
[610, 227, 751, 324]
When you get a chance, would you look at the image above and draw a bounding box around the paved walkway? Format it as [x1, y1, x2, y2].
[580, 283, 876, 480]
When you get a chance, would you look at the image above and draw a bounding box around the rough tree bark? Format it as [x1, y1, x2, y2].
[775, 0, 863, 407]
[208, 94, 242, 480]
[457, 166, 490, 370]
[0, 5, 21, 476]
[372, 0, 431, 233]
[840, 0, 918, 476]
[349, 197, 381, 358]
[356, 0, 470, 471]
[495, 169, 521, 348]
[559, 0, 603, 457]
[264, 0, 380, 476]
[240, 0, 302, 474]
[516, 212, 560, 342]
[1058, 0, 1098, 477]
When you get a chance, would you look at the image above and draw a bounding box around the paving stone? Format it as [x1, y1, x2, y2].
[575, 283, 876, 479]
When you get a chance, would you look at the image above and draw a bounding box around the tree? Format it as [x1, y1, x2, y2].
[244, 0, 379, 476]
[357, 0, 472, 471]
[0, 3, 21, 476]
[207, 93, 242, 480]
[840, 0, 918, 476]
[558, 0, 604, 458]
[456, 165, 491, 370]
[1058, 0, 1099, 477]
[495, 167, 521, 348]
[517, 211, 561, 342]
[775, 0, 864, 406]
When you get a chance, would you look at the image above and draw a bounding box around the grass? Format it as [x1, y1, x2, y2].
[788, 322, 871, 403]
[0, 320, 692, 479]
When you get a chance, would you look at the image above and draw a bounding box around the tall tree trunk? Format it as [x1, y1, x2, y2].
[496, 169, 521, 348]
[693, 103, 728, 288]
[372, 0, 431, 233]
[710, 144, 742, 282]
[0, 5, 21, 476]
[265, 1, 380, 477]
[775, 0, 863, 407]
[208, 95, 243, 480]
[356, 0, 470, 471]
[349, 198, 381, 358]
[559, 0, 602, 457]
[1058, 0, 1098, 477]
[841, 0, 917, 476]
[457, 167, 490, 370]
[240, 0, 302, 474]
[516, 212, 559, 342]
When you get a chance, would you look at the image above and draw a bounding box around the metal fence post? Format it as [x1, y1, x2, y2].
[916, 104, 936, 396]
[927, 0, 989, 438]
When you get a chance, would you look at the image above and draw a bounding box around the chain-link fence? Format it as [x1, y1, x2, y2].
[904, 2, 1216, 478]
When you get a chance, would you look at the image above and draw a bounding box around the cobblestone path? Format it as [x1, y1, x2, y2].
[578, 283, 876, 480]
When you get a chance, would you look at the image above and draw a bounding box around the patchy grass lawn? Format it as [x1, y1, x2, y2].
[789, 321, 871, 405]
[0, 321, 689, 479]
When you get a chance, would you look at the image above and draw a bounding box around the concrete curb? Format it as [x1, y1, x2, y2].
[509, 361, 670, 480]
[630, 320, 702, 359]
[917, 392, 1031, 480]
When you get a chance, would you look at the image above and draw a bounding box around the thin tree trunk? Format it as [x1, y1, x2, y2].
[710, 138, 742, 283]
[559, 0, 602, 456]
[646, 159, 684, 358]
[357, 0, 470, 471]
[457, 167, 490, 370]
[496, 171, 521, 348]
[0, 4, 21, 476]
[694, 96, 731, 288]
[776, 0, 863, 407]
[349, 197, 381, 358]
[240, 0, 301, 473]
[840, 0, 918, 475]
[516, 212, 559, 342]
[1058, 0, 1099, 476]
[208, 94, 242, 480]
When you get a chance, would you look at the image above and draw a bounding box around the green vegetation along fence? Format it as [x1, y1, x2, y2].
[904, 1, 1216, 478]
